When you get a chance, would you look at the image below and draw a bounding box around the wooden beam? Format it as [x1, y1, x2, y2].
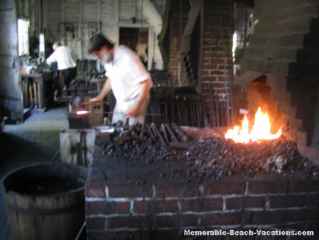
[181, 0, 203, 54]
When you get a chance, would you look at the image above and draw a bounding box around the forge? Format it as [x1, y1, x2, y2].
[85, 122, 319, 239]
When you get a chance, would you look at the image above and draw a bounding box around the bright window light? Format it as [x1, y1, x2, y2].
[39, 33, 45, 55]
[232, 31, 238, 61]
[17, 19, 30, 56]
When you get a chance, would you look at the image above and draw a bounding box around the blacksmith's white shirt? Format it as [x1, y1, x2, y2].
[46, 46, 76, 71]
[104, 45, 152, 113]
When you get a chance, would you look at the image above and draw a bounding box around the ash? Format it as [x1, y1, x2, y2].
[97, 123, 319, 183]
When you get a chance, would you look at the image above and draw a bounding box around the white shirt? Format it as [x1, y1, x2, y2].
[104, 46, 152, 112]
[46, 46, 76, 71]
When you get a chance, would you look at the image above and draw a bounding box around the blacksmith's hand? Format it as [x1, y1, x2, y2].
[90, 96, 102, 103]
[127, 106, 140, 117]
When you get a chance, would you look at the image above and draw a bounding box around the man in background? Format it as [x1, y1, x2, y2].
[46, 42, 77, 98]
[89, 33, 153, 125]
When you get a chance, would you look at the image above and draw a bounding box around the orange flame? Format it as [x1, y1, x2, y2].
[225, 107, 282, 144]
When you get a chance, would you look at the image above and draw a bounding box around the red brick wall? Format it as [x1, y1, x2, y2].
[199, 0, 234, 127]
[86, 171, 319, 239]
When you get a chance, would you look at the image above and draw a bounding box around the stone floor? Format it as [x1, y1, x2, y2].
[0, 107, 68, 180]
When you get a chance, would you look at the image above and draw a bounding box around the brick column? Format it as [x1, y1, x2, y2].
[199, 0, 234, 126]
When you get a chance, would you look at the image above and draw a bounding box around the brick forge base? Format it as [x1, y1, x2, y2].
[85, 163, 319, 240]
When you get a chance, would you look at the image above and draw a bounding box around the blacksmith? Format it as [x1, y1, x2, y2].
[88, 33, 153, 126]
[46, 42, 77, 98]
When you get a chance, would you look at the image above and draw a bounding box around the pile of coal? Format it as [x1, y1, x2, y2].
[98, 122, 188, 165]
[184, 136, 319, 180]
[96, 123, 319, 182]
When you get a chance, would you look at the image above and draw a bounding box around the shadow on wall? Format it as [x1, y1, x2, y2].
[0, 183, 9, 240]
[286, 18, 319, 146]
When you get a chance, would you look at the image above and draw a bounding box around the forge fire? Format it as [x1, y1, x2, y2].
[225, 107, 282, 144]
